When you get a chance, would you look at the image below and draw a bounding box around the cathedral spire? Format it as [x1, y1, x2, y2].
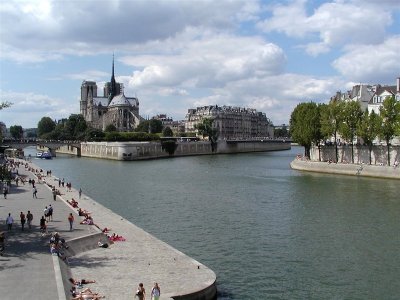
[108, 53, 117, 104]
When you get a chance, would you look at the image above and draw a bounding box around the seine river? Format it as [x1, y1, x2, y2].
[26, 146, 400, 299]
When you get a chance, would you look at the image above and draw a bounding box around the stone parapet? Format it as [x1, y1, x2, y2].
[291, 159, 400, 180]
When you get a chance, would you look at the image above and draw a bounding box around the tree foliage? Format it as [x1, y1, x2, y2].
[320, 100, 343, 162]
[135, 119, 163, 134]
[195, 118, 219, 152]
[290, 102, 321, 158]
[0, 101, 13, 110]
[37, 117, 56, 137]
[338, 101, 362, 163]
[162, 126, 173, 137]
[357, 109, 381, 164]
[105, 124, 117, 132]
[161, 139, 178, 155]
[379, 96, 400, 165]
[9, 125, 23, 139]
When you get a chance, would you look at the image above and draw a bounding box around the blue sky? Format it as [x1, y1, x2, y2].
[1, 0, 399, 128]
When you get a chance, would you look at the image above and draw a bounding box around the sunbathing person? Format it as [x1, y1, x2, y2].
[80, 216, 94, 225]
[67, 198, 79, 208]
[108, 233, 126, 242]
[69, 278, 96, 286]
[70, 286, 104, 299]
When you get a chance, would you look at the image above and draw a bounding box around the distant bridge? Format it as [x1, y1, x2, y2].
[1, 139, 81, 156]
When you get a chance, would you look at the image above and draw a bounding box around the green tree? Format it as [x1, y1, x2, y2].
[65, 114, 87, 140]
[379, 96, 400, 166]
[274, 125, 289, 138]
[195, 118, 219, 152]
[161, 139, 178, 155]
[0, 102, 13, 143]
[37, 117, 56, 137]
[162, 126, 173, 137]
[85, 128, 105, 141]
[357, 109, 381, 164]
[135, 119, 163, 134]
[9, 125, 23, 139]
[290, 102, 321, 159]
[338, 101, 362, 163]
[135, 120, 150, 133]
[149, 119, 163, 134]
[0, 164, 12, 183]
[105, 124, 117, 132]
[320, 100, 343, 162]
[0, 101, 13, 110]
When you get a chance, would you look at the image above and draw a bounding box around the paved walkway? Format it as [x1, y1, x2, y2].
[0, 160, 216, 300]
[0, 163, 98, 299]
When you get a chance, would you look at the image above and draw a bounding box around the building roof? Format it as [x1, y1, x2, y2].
[109, 94, 130, 107]
[93, 97, 108, 106]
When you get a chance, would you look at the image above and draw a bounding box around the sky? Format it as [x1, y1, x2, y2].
[1, 0, 399, 129]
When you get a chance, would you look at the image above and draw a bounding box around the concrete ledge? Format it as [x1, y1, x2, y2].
[64, 232, 106, 257]
[170, 280, 217, 300]
[291, 159, 400, 179]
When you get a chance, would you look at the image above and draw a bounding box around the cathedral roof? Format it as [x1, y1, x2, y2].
[108, 94, 131, 107]
[93, 97, 108, 106]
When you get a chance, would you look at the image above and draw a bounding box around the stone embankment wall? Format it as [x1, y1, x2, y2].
[57, 140, 291, 160]
[291, 159, 400, 180]
[56, 145, 79, 155]
[311, 145, 400, 166]
[217, 140, 291, 153]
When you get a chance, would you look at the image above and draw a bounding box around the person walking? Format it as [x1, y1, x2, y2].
[48, 204, 53, 221]
[40, 216, 47, 235]
[20, 212, 26, 231]
[135, 283, 146, 300]
[151, 282, 161, 300]
[68, 213, 74, 231]
[27, 210, 33, 229]
[6, 213, 14, 231]
[52, 188, 57, 201]
[3, 186, 8, 199]
[79, 188, 82, 199]
[33, 186, 37, 198]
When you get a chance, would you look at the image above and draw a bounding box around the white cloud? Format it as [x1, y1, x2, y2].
[332, 35, 400, 83]
[121, 34, 286, 92]
[259, 0, 393, 55]
[66, 70, 110, 81]
[0, 90, 77, 127]
[0, 0, 257, 63]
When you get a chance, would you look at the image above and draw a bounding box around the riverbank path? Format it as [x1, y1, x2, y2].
[0, 159, 216, 300]
[0, 163, 98, 299]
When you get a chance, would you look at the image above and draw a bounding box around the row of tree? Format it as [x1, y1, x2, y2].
[290, 96, 400, 165]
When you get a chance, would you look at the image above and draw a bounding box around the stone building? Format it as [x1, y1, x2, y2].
[152, 114, 185, 135]
[80, 58, 141, 131]
[185, 105, 274, 139]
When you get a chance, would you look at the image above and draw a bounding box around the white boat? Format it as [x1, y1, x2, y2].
[37, 151, 52, 159]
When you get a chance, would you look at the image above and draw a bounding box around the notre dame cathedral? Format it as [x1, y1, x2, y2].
[80, 57, 141, 131]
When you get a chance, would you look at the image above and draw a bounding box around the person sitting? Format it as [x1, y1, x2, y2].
[80, 216, 94, 225]
[98, 239, 109, 248]
[102, 227, 111, 233]
[67, 199, 79, 208]
[108, 233, 126, 242]
[69, 278, 96, 286]
[70, 286, 104, 299]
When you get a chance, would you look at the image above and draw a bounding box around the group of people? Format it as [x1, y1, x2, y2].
[135, 282, 161, 300]
[49, 232, 68, 261]
[69, 278, 105, 300]
[4, 211, 34, 232]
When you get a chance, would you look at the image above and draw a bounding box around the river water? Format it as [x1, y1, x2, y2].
[25, 146, 400, 299]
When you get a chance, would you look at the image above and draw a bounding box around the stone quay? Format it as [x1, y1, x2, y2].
[0, 159, 217, 300]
